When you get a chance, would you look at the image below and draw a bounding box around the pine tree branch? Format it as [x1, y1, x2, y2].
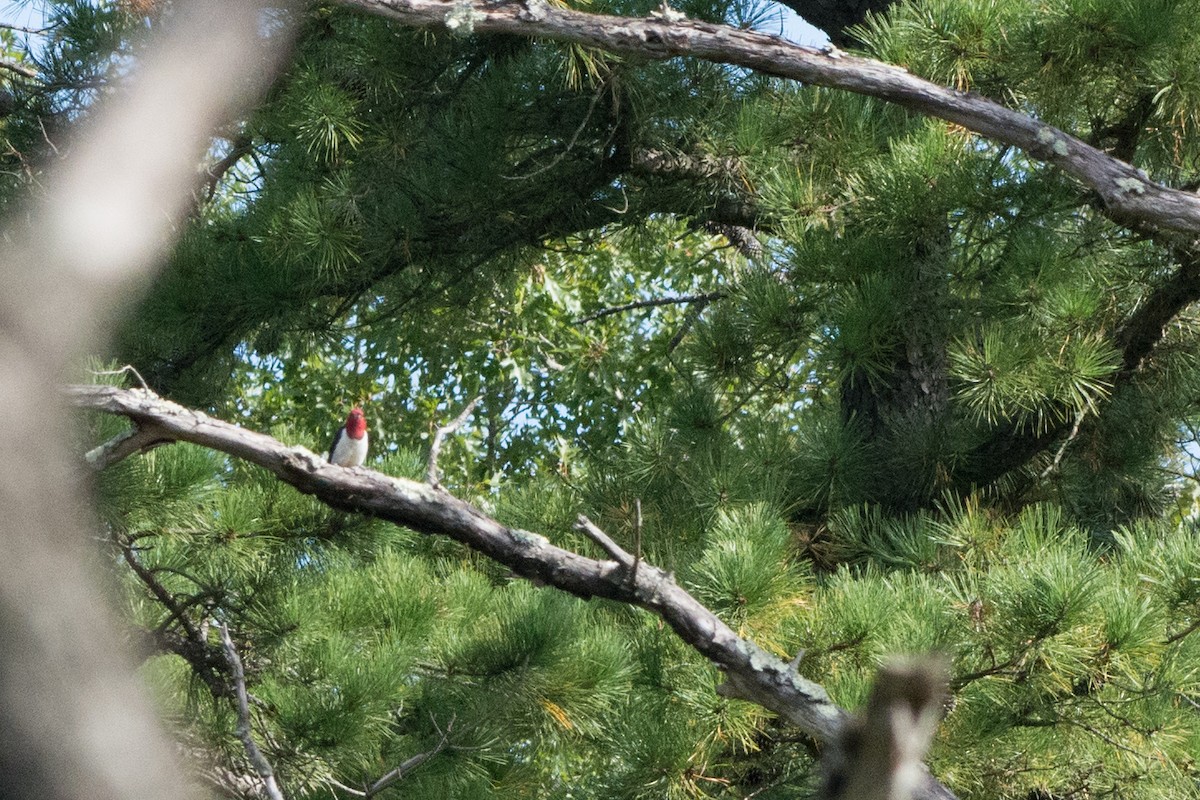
[202, 134, 255, 202]
[775, 0, 899, 48]
[67, 384, 964, 799]
[361, 716, 454, 797]
[575, 514, 636, 568]
[1164, 615, 1200, 645]
[119, 535, 206, 645]
[85, 422, 173, 469]
[573, 291, 725, 324]
[338, 0, 1200, 237]
[1114, 249, 1200, 380]
[219, 622, 286, 800]
[0, 58, 38, 79]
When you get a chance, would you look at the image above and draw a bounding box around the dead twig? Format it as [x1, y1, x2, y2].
[364, 716, 455, 797]
[574, 291, 726, 324]
[219, 622, 286, 800]
[427, 396, 483, 489]
[84, 420, 172, 470]
[574, 514, 635, 569]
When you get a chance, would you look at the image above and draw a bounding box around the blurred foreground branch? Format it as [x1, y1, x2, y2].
[0, 3, 294, 798]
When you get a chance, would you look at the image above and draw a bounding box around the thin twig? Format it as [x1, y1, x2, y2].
[1066, 719, 1146, 758]
[1040, 407, 1087, 479]
[574, 291, 726, 324]
[504, 83, 606, 181]
[427, 395, 483, 488]
[575, 515, 634, 568]
[0, 21, 60, 35]
[629, 498, 642, 585]
[1164, 615, 1200, 645]
[88, 364, 152, 390]
[119, 537, 205, 645]
[219, 622, 286, 800]
[666, 295, 718, 352]
[202, 134, 253, 201]
[363, 716, 455, 797]
[327, 777, 367, 797]
[37, 115, 59, 155]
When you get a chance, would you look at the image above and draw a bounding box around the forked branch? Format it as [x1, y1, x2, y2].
[70, 383, 955, 800]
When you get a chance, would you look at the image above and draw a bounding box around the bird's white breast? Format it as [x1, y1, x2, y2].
[330, 431, 369, 467]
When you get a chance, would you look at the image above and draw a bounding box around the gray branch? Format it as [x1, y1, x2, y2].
[339, 0, 1200, 236]
[85, 422, 172, 469]
[69, 384, 957, 800]
[427, 395, 483, 488]
[0, 57, 37, 79]
[365, 717, 454, 797]
[219, 623, 286, 800]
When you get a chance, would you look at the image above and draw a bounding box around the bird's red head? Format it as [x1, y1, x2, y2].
[345, 406, 367, 439]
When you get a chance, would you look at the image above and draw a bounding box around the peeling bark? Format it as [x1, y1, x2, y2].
[69, 384, 960, 800]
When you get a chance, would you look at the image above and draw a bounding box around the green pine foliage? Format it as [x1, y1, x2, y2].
[12, 0, 1200, 796]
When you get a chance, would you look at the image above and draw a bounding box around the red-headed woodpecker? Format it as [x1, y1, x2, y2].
[327, 406, 369, 467]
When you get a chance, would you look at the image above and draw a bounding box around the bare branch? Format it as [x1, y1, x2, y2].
[505, 83, 606, 181]
[1039, 407, 1087, 480]
[202, 134, 254, 201]
[0, 58, 37, 79]
[219, 623, 286, 800]
[363, 717, 454, 797]
[1164, 615, 1200, 646]
[327, 777, 368, 797]
[574, 514, 635, 568]
[574, 291, 725, 324]
[0, 21, 58, 35]
[70, 385, 961, 800]
[70, 389, 848, 731]
[340, 0, 1200, 236]
[119, 536, 206, 645]
[85, 419, 172, 469]
[666, 294, 715, 352]
[88, 364, 151, 389]
[630, 498, 642, 585]
[1114, 251, 1200, 380]
[427, 395, 483, 488]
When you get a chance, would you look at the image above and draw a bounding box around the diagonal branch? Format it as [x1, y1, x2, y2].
[365, 716, 454, 797]
[339, 0, 1200, 236]
[573, 291, 725, 324]
[70, 383, 956, 800]
[219, 622, 286, 800]
[427, 395, 483, 488]
[85, 422, 173, 469]
[1114, 250, 1200, 381]
[0, 58, 38, 79]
